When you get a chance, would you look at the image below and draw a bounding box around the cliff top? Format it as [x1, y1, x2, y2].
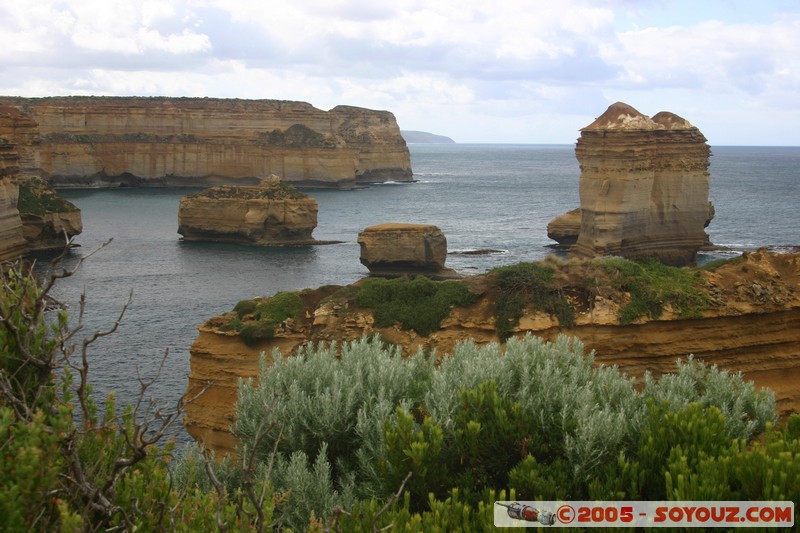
[187, 176, 308, 201]
[581, 102, 699, 132]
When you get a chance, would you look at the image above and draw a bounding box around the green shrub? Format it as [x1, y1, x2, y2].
[1, 261, 275, 531]
[490, 262, 574, 339]
[238, 319, 275, 346]
[600, 257, 709, 324]
[354, 276, 476, 336]
[642, 355, 776, 440]
[233, 299, 257, 317]
[255, 291, 303, 323]
[231, 291, 303, 345]
[229, 333, 780, 527]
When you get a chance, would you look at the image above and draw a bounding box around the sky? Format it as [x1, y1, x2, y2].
[2, 0, 799, 145]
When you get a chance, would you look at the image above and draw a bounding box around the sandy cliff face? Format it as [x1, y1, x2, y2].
[0, 143, 26, 261]
[0, 97, 411, 189]
[567, 102, 712, 266]
[178, 177, 321, 245]
[184, 250, 800, 455]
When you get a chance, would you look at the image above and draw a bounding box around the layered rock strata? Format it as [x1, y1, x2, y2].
[0, 96, 412, 189]
[0, 142, 26, 261]
[561, 102, 712, 266]
[184, 250, 800, 454]
[358, 223, 459, 278]
[177, 176, 325, 246]
[546, 208, 581, 248]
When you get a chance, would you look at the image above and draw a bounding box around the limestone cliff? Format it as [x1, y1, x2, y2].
[0, 142, 26, 261]
[560, 102, 712, 266]
[0, 96, 412, 189]
[184, 250, 800, 454]
[178, 176, 324, 246]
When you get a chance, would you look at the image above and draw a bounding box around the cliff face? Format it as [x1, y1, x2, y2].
[567, 102, 712, 266]
[178, 176, 321, 246]
[184, 250, 800, 455]
[0, 142, 27, 261]
[0, 97, 412, 189]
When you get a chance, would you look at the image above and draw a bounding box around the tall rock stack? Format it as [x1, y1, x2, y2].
[570, 102, 711, 266]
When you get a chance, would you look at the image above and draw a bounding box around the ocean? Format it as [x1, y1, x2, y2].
[35, 144, 799, 443]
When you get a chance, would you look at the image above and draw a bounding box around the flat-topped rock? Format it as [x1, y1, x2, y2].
[358, 223, 459, 278]
[178, 175, 327, 246]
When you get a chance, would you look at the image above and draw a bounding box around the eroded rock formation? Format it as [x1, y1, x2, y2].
[546, 208, 581, 248]
[177, 175, 325, 246]
[0, 96, 412, 189]
[0, 105, 82, 256]
[17, 177, 82, 252]
[358, 223, 459, 278]
[551, 102, 712, 266]
[184, 250, 800, 454]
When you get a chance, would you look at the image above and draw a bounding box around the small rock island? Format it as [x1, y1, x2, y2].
[358, 223, 460, 278]
[177, 175, 327, 246]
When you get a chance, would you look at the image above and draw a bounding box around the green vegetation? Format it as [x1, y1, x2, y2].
[1, 260, 275, 531]
[600, 257, 709, 324]
[183, 334, 794, 531]
[4, 254, 797, 531]
[490, 262, 574, 339]
[354, 276, 476, 336]
[225, 291, 304, 346]
[262, 124, 336, 148]
[16, 178, 80, 216]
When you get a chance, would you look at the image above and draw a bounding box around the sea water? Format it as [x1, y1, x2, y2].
[36, 144, 799, 443]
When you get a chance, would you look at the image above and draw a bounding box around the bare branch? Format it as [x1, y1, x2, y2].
[372, 471, 412, 533]
[203, 451, 228, 532]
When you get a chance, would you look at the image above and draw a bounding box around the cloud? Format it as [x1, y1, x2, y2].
[1, 0, 799, 143]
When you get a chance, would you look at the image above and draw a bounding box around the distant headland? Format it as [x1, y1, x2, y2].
[400, 130, 456, 144]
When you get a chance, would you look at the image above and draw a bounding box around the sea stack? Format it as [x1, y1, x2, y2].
[177, 175, 321, 246]
[358, 223, 460, 278]
[568, 102, 712, 266]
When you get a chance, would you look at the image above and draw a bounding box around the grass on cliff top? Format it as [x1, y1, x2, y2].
[223, 291, 304, 346]
[192, 180, 307, 201]
[16, 178, 80, 216]
[489, 261, 575, 340]
[598, 257, 709, 324]
[488, 256, 710, 336]
[354, 276, 477, 337]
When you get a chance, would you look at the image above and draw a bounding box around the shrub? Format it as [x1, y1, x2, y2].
[239, 319, 275, 346]
[354, 276, 476, 336]
[233, 299, 257, 317]
[229, 332, 780, 528]
[1, 258, 275, 531]
[600, 257, 709, 324]
[490, 262, 574, 339]
[255, 291, 303, 323]
[231, 291, 303, 345]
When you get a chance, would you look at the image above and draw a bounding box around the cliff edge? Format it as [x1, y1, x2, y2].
[184, 250, 800, 454]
